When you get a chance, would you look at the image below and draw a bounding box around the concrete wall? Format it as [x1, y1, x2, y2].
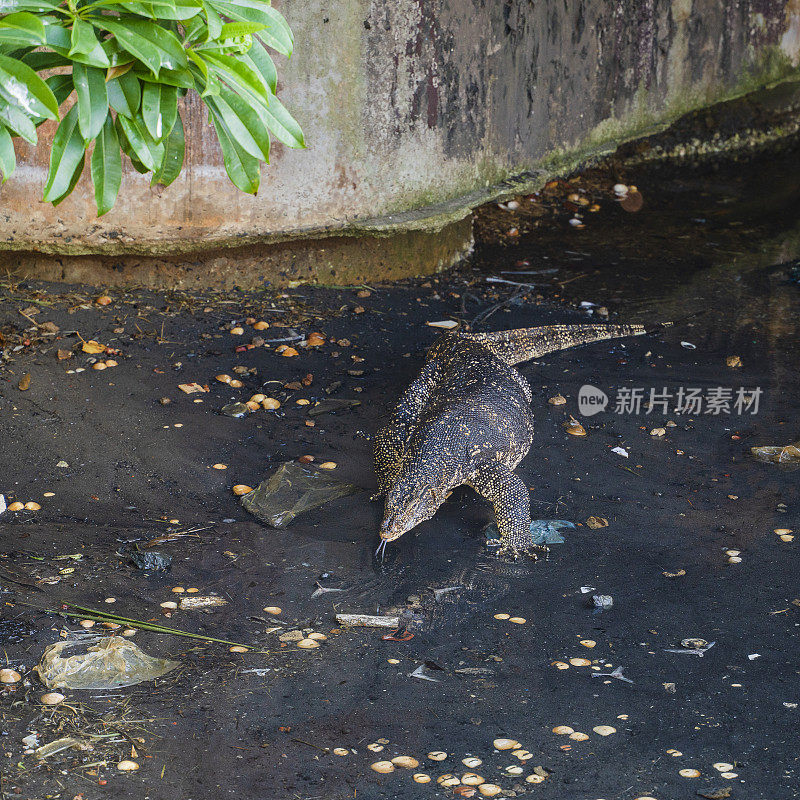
[1, 0, 799, 286]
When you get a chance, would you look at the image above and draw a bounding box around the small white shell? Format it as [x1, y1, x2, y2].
[593, 725, 617, 736]
[117, 760, 139, 771]
[391, 756, 419, 769]
[370, 760, 394, 774]
[552, 725, 574, 735]
[367, 743, 384, 752]
[0, 669, 21, 684]
[332, 747, 349, 756]
[492, 737, 519, 750]
[413, 773, 431, 783]
[40, 692, 65, 705]
[713, 762, 734, 772]
[462, 757, 482, 768]
[428, 751, 448, 761]
[461, 772, 485, 785]
[478, 784, 503, 797]
[569, 732, 589, 741]
[526, 774, 546, 784]
[679, 768, 701, 778]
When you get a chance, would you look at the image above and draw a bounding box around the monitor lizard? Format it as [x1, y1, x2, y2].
[374, 323, 653, 559]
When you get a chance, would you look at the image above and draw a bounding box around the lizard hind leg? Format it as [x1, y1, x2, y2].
[467, 463, 541, 559]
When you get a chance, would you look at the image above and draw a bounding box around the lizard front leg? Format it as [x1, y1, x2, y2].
[467, 463, 541, 559]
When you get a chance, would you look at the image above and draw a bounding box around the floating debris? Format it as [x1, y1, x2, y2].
[591, 665, 633, 684]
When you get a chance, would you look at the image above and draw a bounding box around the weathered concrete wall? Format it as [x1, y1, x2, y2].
[0, 0, 799, 286]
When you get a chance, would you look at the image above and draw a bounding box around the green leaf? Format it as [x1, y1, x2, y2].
[0, 125, 16, 182]
[117, 113, 164, 171]
[95, 17, 187, 77]
[21, 50, 70, 71]
[244, 38, 276, 94]
[0, 100, 37, 143]
[207, 88, 268, 161]
[114, 115, 150, 173]
[90, 113, 121, 216]
[142, 81, 177, 141]
[256, 89, 304, 148]
[43, 104, 86, 203]
[201, 0, 222, 39]
[0, 12, 45, 44]
[69, 18, 100, 58]
[52, 153, 84, 206]
[0, 52, 58, 119]
[73, 64, 108, 140]
[45, 73, 73, 106]
[209, 0, 293, 56]
[186, 50, 220, 97]
[201, 51, 269, 105]
[45, 23, 109, 67]
[212, 110, 259, 194]
[107, 71, 141, 118]
[151, 110, 184, 186]
[218, 21, 266, 38]
[135, 64, 194, 88]
[0, 0, 63, 12]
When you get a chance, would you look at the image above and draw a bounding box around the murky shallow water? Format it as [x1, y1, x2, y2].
[2, 142, 799, 799]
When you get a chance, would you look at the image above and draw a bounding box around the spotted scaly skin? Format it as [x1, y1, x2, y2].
[375, 323, 646, 558]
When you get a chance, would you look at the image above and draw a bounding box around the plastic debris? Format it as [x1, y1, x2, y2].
[36, 636, 179, 690]
[409, 664, 441, 682]
[335, 613, 400, 628]
[591, 665, 633, 684]
[486, 519, 574, 546]
[179, 595, 228, 610]
[750, 442, 800, 464]
[611, 446, 629, 457]
[665, 640, 716, 657]
[241, 461, 359, 528]
[592, 594, 613, 610]
[221, 402, 250, 418]
[130, 549, 172, 572]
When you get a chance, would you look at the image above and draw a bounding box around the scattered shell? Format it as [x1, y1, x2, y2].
[504, 765, 523, 775]
[216, 374, 232, 384]
[230, 327, 244, 335]
[172, 586, 185, 593]
[367, 743, 384, 752]
[8, 502, 24, 511]
[726, 355, 742, 368]
[552, 726, 574, 735]
[79, 619, 95, 628]
[478, 784, 503, 797]
[387, 658, 400, 664]
[179, 595, 228, 610]
[212, 463, 227, 470]
[187, 588, 199, 593]
[682, 638, 708, 649]
[245, 400, 261, 411]
[779, 534, 794, 542]
[319, 461, 337, 470]
[160, 601, 178, 610]
[437, 774, 460, 786]
[281, 347, 300, 357]
[666, 749, 683, 756]
[580, 639, 596, 648]
[548, 394, 567, 405]
[593, 725, 617, 736]
[262, 398, 281, 410]
[105, 359, 118, 368]
[650, 427, 666, 437]
[95, 295, 113, 306]
[263, 606, 282, 615]
[297, 639, 320, 649]
[775, 528, 793, 535]
[426, 320, 459, 329]
[333, 747, 349, 756]
[493, 613, 510, 620]
[307, 632, 327, 641]
[721, 772, 738, 779]
[526, 774, 546, 784]
[569, 658, 591, 667]
[228, 379, 244, 389]
[553, 661, 569, 670]
[229, 646, 249, 653]
[513, 750, 532, 761]
[613, 183, 628, 196]
[92, 362, 107, 371]
[564, 418, 587, 436]
[122, 628, 136, 637]
[104, 597, 116, 603]
[663, 569, 686, 578]
[413, 773, 431, 783]
[713, 762, 734, 772]
[728, 556, 742, 564]
[233, 485, 253, 496]
[508, 617, 526, 624]
[586, 516, 609, 529]
[253, 321, 270, 330]
[462, 757, 483, 768]
[0, 668, 22, 684]
[41, 692, 65, 705]
[493, 738, 520, 750]
[117, 760, 139, 771]
[725, 549, 740, 556]
[569, 732, 589, 741]
[679, 768, 701, 778]
[249, 394, 266, 403]
[461, 772, 485, 785]
[391, 756, 419, 769]
[24, 502, 41, 511]
[428, 751, 448, 761]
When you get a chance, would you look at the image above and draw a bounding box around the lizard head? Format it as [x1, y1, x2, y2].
[379, 484, 443, 542]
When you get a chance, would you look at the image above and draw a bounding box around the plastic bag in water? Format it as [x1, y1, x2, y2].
[36, 636, 179, 690]
[241, 461, 359, 528]
[750, 442, 800, 464]
[485, 518, 575, 545]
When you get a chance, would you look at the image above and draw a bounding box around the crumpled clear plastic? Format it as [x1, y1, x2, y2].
[241, 461, 359, 528]
[35, 636, 179, 690]
[750, 442, 800, 464]
[485, 518, 575, 545]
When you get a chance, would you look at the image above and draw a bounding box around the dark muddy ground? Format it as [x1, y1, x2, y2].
[1, 140, 799, 800]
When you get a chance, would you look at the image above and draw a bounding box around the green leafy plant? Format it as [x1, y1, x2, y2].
[0, 0, 304, 215]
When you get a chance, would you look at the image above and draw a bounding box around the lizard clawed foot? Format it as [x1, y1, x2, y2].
[491, 538, 548, 562]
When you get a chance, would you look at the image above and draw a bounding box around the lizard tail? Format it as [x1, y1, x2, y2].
[461, 323, 650, 365]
